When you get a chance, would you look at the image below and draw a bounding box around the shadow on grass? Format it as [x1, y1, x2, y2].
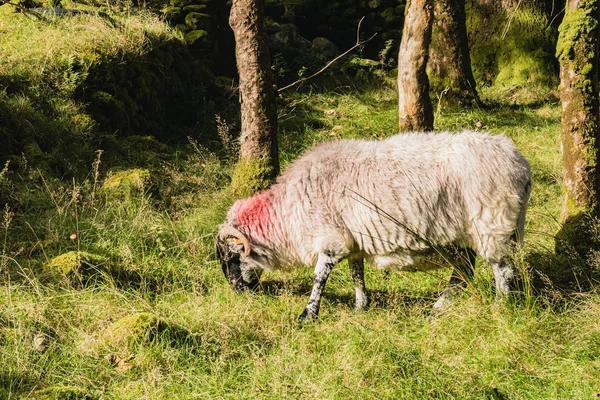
[257, 278, 435, 312]
[0, 371, 38, 399]
[525, 213, 600, 302]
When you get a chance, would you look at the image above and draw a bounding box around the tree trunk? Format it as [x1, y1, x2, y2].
[429, 0, 480, 106]
[229, 0, 280, 195]
[398, 0, 434, 132]
[557, 0, 600, 220]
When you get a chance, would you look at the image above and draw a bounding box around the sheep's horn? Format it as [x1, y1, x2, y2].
[218, 226, 251, 256]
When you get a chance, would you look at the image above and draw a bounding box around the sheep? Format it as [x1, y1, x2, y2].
[215, 130, 531, 320]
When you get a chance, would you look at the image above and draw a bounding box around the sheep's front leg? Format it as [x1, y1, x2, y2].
[491, 256, 514, 297]
[349, 257, 369, 311]
[298, 253, 340, 321]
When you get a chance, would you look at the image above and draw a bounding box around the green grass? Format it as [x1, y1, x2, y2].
[2, 9, 600, 399]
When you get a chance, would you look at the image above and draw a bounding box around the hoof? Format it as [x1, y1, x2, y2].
[297, 308, 318, 322]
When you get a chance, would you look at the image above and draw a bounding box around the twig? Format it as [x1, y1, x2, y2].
[278, 16, 378, 93]
[0, 0, 48, 21]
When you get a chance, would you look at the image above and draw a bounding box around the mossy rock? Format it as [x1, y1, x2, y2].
[184, 12, 210, 30]
[96, 312, 190, 350]
[89, 91, 129, 131]
[28, 385, 95, 400]
[163, 6, 185, 23]
[184, 30, 209, 47]
[182, 4, 206, 12]
[45, 251, 105, 276]
[381, 7, 396, 24]
[100, 169, 151, 199]
[174, 23, 189, 34]
[350, 57, 380, 67]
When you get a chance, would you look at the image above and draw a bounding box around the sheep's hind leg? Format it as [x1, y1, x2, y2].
[432, 248, 476, 312]
[298, 252, 341, 321]
[349, 257, 369, 312]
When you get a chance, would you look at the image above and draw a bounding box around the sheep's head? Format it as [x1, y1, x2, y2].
[215, 225, 262, 293]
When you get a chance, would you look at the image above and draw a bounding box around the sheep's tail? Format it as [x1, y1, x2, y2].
[514, 178, 531, 248]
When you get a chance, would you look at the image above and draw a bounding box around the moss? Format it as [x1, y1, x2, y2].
[89, 91, 128, 130]
[45, 251, 105, 276]
[556, 3, 599, 93]
[100, 169, 151, 200]
[96, 312, 190, 351]
[493, 11, 557, 88]
[556, 3, 599, 62]
[230, 157, 276, 197]
[182, 4, 207, 12]
[468, 2, 557, 89]
[381, 7, 396, 24]
[184, 12, 210, 30]
[29, 386, 95, 400]
[184, 29, 209, 46]
[349, 57, 379, 67]
[174, 23, 189, 33]
[97, 313, 161, 349]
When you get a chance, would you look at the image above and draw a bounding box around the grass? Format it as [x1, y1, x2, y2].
[2, 8, 600, 400]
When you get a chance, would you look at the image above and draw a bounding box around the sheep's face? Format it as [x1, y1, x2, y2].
[215, 237, 261, 293]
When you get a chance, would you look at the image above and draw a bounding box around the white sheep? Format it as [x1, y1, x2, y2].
[216, 131, 531, 320]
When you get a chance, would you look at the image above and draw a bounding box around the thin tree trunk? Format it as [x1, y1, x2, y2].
[557, 0, 600, 219]
[398, 0, 434, 132]
[429, 0, 480, 106]
[230, 0, 279, 194]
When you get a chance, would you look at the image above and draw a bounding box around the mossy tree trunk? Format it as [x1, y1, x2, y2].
[429, 0, 480, 105]
[398, 0, 434, 131]
[230, 0, 280, 195]
[557, 0, 600, 220]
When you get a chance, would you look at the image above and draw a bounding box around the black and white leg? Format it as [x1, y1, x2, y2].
[433, 248, 476, 311]
[298, 252, 341, 321]
[349, 257, 369, 312]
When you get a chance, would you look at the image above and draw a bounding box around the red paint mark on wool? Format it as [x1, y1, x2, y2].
[231, 191, 274, 242]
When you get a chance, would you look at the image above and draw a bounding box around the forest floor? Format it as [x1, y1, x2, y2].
[2, 7, 600, 400]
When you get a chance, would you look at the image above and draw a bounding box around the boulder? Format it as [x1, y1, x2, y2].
[312, 37, 341, 58]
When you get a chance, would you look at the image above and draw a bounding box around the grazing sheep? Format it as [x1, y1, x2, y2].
[216, 131, 531, 320]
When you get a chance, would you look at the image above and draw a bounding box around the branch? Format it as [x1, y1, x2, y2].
[277, 16, 378, 93]
[0, 0, 48, 21]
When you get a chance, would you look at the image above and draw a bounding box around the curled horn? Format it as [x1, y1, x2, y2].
[218, 226, 251, 256]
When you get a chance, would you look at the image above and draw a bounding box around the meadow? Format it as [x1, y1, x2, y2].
[1, 7, 600, 400]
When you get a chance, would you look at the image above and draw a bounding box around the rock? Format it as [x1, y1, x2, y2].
[98, 313, 162, 350]
[96, 312, 190, 351]
[182, 4, 206, 12]
[312, 37, 341, 58]
[45, 251, 105, 276]
[174, 23, 189, 34]
[350, 57, 380, 67]
[163, 6, 184, 24]
[269, 23, 311, 51]
[184, 30, 209, 47]
[184, 12, 210, 31]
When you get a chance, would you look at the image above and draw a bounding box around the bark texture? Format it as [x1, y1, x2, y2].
[230, 0, 280, 194]
[556, 0, 600, 219]
[398, 0, 434, 132]
[429, 0, 480, 105]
